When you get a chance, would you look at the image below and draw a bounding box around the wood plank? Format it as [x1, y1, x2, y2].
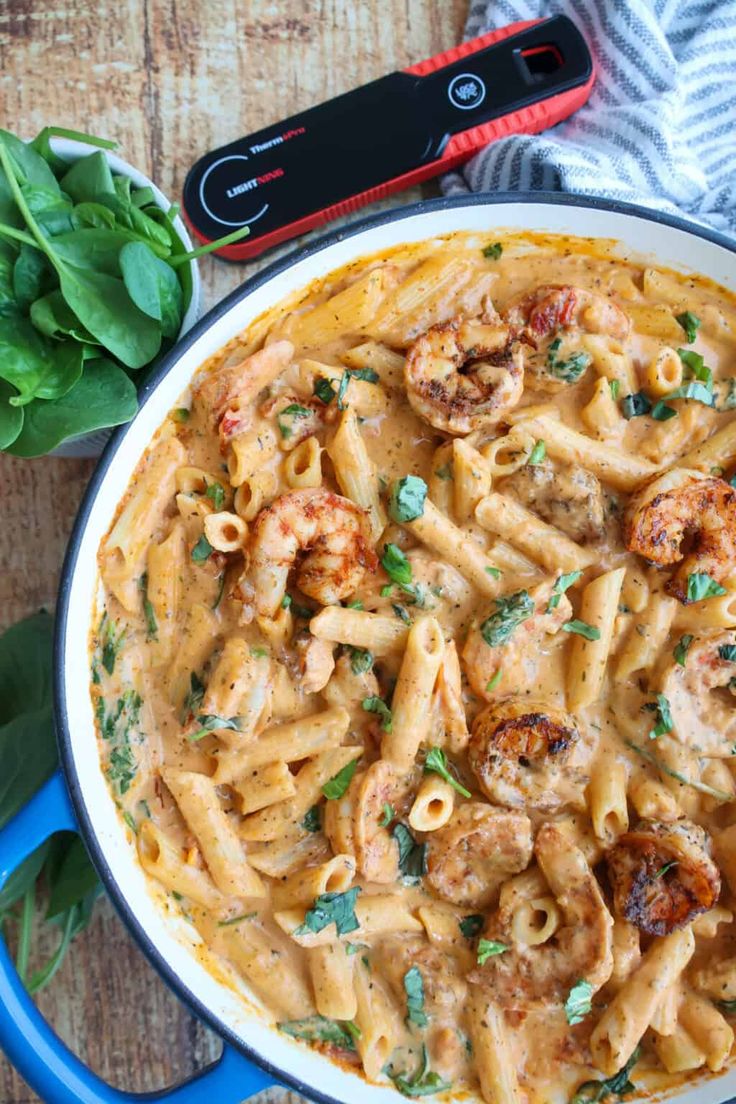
[0, 0, 467, 1099]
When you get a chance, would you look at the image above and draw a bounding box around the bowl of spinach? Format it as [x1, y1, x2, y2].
[0, 126, 248, 458]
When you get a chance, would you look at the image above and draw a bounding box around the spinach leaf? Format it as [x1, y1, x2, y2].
[676, 311, 700, 344]
[0, 315, 83, 404]
[70, 201, 117, 231]
[0, 841, 50, 912]
[646, 693, 673, 740]
[6, 357, 137, 456]
[45, 835, 99, 920]
[673, 634, 693, 667]
[119, 241, 183, 339]
[296, 888, 361, 937]
[480, 589, 534, 647]
[0, 129, 60, 191]
[0, 379, 24, 448]
[30, 290, 99, 344]
[547, 338, 591, 383]
[59, 151, 115, 203]
[13, 243, 50, 308]
[562, 619, 601, 641]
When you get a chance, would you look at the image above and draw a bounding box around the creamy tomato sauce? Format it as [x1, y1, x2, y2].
[92, 231, 736, 1104]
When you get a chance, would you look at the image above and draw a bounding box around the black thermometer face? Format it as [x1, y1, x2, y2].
[184, 16, 591, 245]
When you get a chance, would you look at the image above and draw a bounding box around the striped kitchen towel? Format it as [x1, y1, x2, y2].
[443, 0, 736, 236]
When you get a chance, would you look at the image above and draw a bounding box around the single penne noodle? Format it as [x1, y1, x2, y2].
[271, 854, 356, 910]
[627, 769, 681, 822]
[645, 347, 683, 396]
[417, 904, 474, 971]
[220, 924, 315, 1020]
[275, 893, 423, 948]
[328, 407, 387, 541]
[308, 943, 357, 1021]
[212, 706, 350, 782]
[475, 492, 595, 574]
[163, 768, 265, 899]
[566, 567, 626, 711]
[175, 465, 227, 497]
[650, 981, 681, 1037]
[627, 302, 684, 342]
[283, 435, 323, 489]
[233, 468, 278, 521]
[436, 639, 470, 753]
[588, 748, 629, 844]
[247, 832, 332, 878]
[340, 339, 405, 387]
[654, 1024, 706, 1074]
[309, 606, 407, 654]
[257, 606, 293, 649]
[233, 762, 296, 815]
[672, 419, 736, 474]
[579, 333, 637, 392]
[201, 638, 271, 747]
[369, 254, 478, 346]
[286, 268, 389, 348]
[353, 957, 403, 1081]
[381, 616, 444, 771]
[510, 896, 561, 946]
[582, 376, 625, 438]
[691, 905, 733, 939]
[467, 990, 522, 1104]
[452, 438, 492, 522]
[408, 775, 455, 832]
[102, 436, 186, 611]
[165, 602, 218, 711]
[428, 441, 455, 515]
[147, 521, 185, 667]
[239, 746, 360, 842]
[678, 990, 734, 1071]
[673, 588, 736, 630]
[227, 424, 278, 488]
[137, 820, 223, 910]
[609, 920, 641, 992]
[204, 511, 248, 552]
[589, 926, 695, 1075]
[408, 499, 502, 596]
[480, 427, 536, 479]
[514, 413, 659, 490]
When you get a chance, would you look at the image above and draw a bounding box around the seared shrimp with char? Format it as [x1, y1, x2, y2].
[624, 468, 736, 603]
[426, 802, 533, 909]
[244, 488, 377, 618]
[462, 580, 572, 700]
[324, 759, 413, 884]
[468, 698, 589, 812]
[404, 315, 524, 434]
[606, 819, 720, 936]
[499, 459, 608, 543]
[470, 823, 614, 1010]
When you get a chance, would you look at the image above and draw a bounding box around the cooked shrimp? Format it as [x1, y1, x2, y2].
[624, 469, 736, 603]
[507, 284, 630, 342]
[499, 460, 607, 543]
[659, 632, 736, 756]
[606, 820, 720, 936]
[261, 393, 328, 452]
[404, 316, 524, 434]
[470, 823, 614, 1009]
[322, 653, 380, 715]
[468, 698, 588, 812]
[195, 339, 294, 430]
[246, 489, 377, 617]
[426, 802, 533, 909]
[324, 759, 412, 883]
[462, 581, 572, 700]
[375, 935, 467, 1015]
[293, 633, 336, 694]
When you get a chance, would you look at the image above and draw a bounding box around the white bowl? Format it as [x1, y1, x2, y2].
[56, 195, 736, 1104]
[47, 136, 202, 457]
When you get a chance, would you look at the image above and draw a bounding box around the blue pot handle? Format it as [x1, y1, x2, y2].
[0, 771, 276, 1104]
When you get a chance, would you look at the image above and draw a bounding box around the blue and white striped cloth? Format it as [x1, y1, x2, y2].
[443, 0, 736, 237]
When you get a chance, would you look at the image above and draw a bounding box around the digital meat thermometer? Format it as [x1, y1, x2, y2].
[183, 15, 594, 261]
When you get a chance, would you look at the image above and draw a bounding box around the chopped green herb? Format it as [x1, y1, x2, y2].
[191, 534, 213, 563]
[291, 604, 314, 620]
[609, 379, 620, 401]
[718, 644, 736, 662]
[362, 695, 393, 732]
[389, 475, 428, 523]
[345, 599, 364, 610]
[379, 802, 395, 828]
[459, 914, 484, 939]
[424, 746, 471, 798]
[392, 823, 427, 881]
[281, 594, 292, 609]
[718, 1000, 736, 1015]
[646, 693, 673, 740]
[313, 377, 337, 405]
[674, 634, 694, 666]
[345, 942, 369, 956]
[486, 669, 502, 692]
[388, 1043, 451, 1098]
[625, 740, 733, 802]
[336, 367, 380, 411]
[528, 439, 546, 465]
[404, 965, 428, 1027]
[322, 758, 360, 800]
[565, 979, 593, 1025]
[621, 391, 651, 419]
[100, 614, 124, 676]
[205, 480, 226, 511]
[482, 242, 503, 260]
[477, 939, 508, 965]
[480, 589, 534, 647]
[139, 573, 158, 641]
[392, 603, 412, 625]
[678, 348, 712, 387]
[182, 672, 205, 718]
[277, 403, 311, 439]
[434, 463, 453, 481]
[653, 860, 678, 880]
[348, 646, 374, 675]
[122, 810, 137, 833]
[295, 887, 361, 937]
[381, 542, 412, 586]
[218, 912, 257, 927]
[190, 713, 241, 742]
[676, 311, 701, 344]
[687, 572, 727, 601]
[344, 1020, 361, 1041]
[547, 570, 582, 613]
[278, 1014, 357, 1051]
[302, 805, 322, 833]
[485, 566, 502, 579]
[650, 400, 677, 422]
[250, 646, 269, 657]
[570, 1046, 640, 1104]
[172, 407, 190, 423]
[562, 619, 601, 641]
[381, 584, 393, 598]
[547, 338, 591, 383]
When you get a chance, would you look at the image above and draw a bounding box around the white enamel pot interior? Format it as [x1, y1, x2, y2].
[55, 193, 736, 1104]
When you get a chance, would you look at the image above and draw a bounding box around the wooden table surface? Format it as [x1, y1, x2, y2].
[0, 1, 467, 1099]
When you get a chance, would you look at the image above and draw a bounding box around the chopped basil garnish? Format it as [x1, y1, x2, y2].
[674, 634, 694, 666]
[676, 311, 701, 343]
[100, 613, 124, 676]
[482, 242, 503, 259]
[486, 669, 502, 692]
[477, 939, 508, 965]
[302, 805, 322, 832]
[565, 978, 593, 1025]
[547, 337, 591, 383]
[191, 534, 213, 563]
[625, 740, 732, 802]
[313, 377, 337, 405]
[295, 887, 361, 937]
[424, 746, 471, 798]
[348, 646, 374, 675]
[277, 403, 311, 438]
[459, 914, 484, 939]
[392, 823, 427, 881]
[389, 475, 427, 523]
[480, 589, 534, 647]
[434, 462, 453, 481]
[362, 695, 393, 732]
[139, 573, 158, 641]
[562, 619, 601, 641]
[322, 757, 360, 800]
[278, 1014, 358, 1051]
[379, 802, 395, 828]
[528, 439, 546, 465]
[380, 542, 425, 605]
[621, 391, 651, 419]
[388, 1043, 451, 1098]
[719, 644, 736, 662]
[205, 480, 226, 510]
[404, 965, 428, 1027]
[336, 367, 379, 411]
[547, 570, 582, 612]
[570, 1046, 640, 1104]
[190, 713, 241, 742]
[645, 693, 673, 740]
[609, 379, 620, 401]
[687, 572, 727, 601]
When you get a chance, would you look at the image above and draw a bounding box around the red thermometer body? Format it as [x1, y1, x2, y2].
[183, 15, 594, 261]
